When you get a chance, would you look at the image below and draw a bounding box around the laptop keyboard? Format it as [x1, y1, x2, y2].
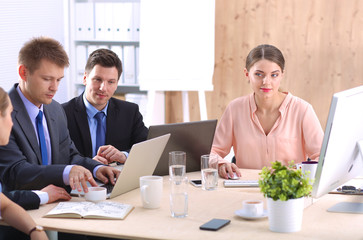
[100, 183, 114, 194]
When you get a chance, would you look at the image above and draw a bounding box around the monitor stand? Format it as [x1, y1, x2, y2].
[328, 202, 363, 214]
[328, 140, 363, 214]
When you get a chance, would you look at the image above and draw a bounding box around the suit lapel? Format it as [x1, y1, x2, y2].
[75, 95, 93, 157]
[9, 86, 42, 164]
[106, 99, 120, 143]
[43, 105, 59, 164]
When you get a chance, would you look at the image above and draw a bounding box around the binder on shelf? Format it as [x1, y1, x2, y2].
[95, 2, 106, 40]
[75, 2, 94, 40]
[132, 2, 140, 41]
[74, 2, 83, 40]
[123, 45, 136, 85]
[113, 2, 133, 41]
[76, 45, 87, 83]
[104, 2, 114, 40]
[110, 46, 123, 83]
[135, 46, 139, 84]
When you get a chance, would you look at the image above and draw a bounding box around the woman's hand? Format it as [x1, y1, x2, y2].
[218, 162, 241, 179]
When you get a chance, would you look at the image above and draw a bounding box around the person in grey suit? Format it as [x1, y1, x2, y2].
[0, 87, 48, 240]
[0, 37, 120, 240]
[0, 37, 119, 198]
[62, 48, 148, 165]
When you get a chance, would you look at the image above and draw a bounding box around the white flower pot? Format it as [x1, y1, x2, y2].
[267, 197, 304, 233]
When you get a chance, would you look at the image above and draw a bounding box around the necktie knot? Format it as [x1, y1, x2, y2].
[36, 110, 43, 122]
[94, 111, 105, 122]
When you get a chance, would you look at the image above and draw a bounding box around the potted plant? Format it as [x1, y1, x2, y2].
[258, 161, 312, 233]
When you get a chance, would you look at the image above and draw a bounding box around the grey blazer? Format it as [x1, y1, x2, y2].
[0, 84, 102, 191]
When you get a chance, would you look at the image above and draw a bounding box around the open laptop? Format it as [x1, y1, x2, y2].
[72, 133, 170, 199]
[147, 120, 217, 176]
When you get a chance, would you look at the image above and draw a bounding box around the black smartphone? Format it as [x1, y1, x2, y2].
[190, 179, 202, 187]
[199, 218, 231, 231]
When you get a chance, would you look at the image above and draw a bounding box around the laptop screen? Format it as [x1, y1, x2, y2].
[147, 120, 217, 176]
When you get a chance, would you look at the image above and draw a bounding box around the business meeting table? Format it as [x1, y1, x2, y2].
[4, 169, 363, 240]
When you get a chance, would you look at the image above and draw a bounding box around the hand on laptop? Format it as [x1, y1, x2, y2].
[96, 166, 121, 185]
[69, 166, 98, 193]
[94, 145, 127, 165]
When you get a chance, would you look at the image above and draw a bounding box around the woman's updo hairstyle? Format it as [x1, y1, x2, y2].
[245, 44, 285, 72]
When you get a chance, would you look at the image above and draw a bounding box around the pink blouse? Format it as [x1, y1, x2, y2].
[211, 93, 324, 169]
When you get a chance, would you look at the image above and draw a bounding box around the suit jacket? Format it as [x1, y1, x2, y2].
[3, 189, 40, 210]
[62, 93, 148, 158]
[0, 84, 102, 192]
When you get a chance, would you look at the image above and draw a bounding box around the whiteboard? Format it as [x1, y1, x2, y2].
[138, 0, 215, 91]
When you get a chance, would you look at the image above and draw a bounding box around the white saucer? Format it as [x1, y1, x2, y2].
[234, 209, 268, 220]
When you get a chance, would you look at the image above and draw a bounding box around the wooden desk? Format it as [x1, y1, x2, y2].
[26, 169, 363, 240]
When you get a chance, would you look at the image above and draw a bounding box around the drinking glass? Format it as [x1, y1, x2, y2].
[169, 176, 188, 218]
[201, 154, 218, 190]
[169, 151, 186, 178]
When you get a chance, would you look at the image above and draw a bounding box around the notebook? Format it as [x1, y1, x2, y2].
[72, 133, 170, 199]
[147, 120, 217, 176]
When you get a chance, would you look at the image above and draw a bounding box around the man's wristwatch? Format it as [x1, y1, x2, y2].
[29, 225, 44, 235]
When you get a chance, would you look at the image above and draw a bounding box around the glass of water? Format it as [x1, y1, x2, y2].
[169, 151, 186, 178]
[170, 176, 188, 218]
[201, 154, 218, 191]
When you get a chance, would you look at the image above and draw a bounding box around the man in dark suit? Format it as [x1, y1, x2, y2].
[62, 48, 148, 165]
[0, 37, 120, 240]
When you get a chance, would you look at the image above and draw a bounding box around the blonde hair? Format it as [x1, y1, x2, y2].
[18, 36, 69, 74]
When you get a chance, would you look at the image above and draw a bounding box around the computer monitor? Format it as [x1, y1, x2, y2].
[312, 85, 363, 212]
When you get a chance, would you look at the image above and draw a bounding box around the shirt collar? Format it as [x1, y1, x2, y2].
[16, 85, 44, 120]
[249, 92, 291, 116]
[82, 92, 108, 119]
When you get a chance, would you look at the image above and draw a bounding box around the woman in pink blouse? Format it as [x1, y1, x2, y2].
[211, 44, 324, 179]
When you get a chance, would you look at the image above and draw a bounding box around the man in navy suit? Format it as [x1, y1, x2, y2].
[62, 48, 148, 165]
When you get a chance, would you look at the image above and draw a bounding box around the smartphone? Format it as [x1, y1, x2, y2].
[200, 218, 231, 231]
[190, 179, 202, 187]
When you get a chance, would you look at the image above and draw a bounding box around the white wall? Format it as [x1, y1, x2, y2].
[0, 0, 68, 103]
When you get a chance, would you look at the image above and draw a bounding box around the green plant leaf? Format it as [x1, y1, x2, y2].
[258, 161, 312, 201]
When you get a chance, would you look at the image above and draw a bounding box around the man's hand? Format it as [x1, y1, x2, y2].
[69, 166, 97, 193]
[96, 166, 120, 185]
[96, 145, 127, 164]
[92, 155, 108, 165]
[41, 184, 71, 204]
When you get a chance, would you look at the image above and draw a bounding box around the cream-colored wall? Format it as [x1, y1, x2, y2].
[165, 0, 363, 129]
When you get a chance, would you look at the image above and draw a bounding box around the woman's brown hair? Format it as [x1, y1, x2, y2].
[245, 44, 285, 72]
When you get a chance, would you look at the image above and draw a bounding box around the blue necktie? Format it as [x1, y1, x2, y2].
[36, 110, 48, 165]
[94, 111, 105, 154]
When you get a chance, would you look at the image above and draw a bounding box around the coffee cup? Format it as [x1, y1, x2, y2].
[302, 160, 318, 181]
[242, 200, 264, 217]
[84, 187, 107, 202]
[139, 176, 163, 209]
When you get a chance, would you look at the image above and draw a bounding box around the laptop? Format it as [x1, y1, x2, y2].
[72, 133, 170, 199]
[147, 120, 217, 176]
